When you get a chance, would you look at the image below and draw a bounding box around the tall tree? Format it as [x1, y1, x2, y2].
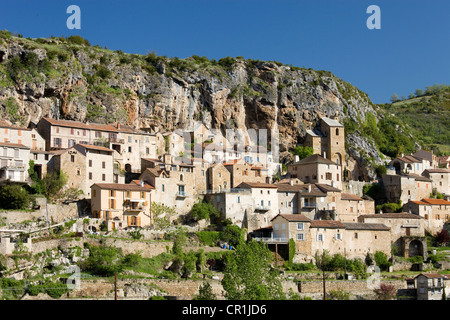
[221, 240, 285, 300]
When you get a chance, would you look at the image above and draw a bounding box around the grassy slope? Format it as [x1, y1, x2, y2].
[380, 87, 450, 156]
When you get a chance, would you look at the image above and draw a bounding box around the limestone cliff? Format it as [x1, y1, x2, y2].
[0, 33, 390, 180]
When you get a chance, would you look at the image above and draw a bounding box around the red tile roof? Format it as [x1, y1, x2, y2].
[0, 142, 30, 149]
[421, 198, 450, 205]
[272, 214, 311, 222]
[341, 193, 363, 201]
[237, 182, 278, 189]
[91, 183, 153, 191]
[310, 220, 345, 229]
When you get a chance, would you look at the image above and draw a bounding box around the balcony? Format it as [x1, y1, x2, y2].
[123, 199, 147, 211]
[252, 235, 288, 244]
[110, 137, 125, 144]
[176, 191, 189, 198]
[254, 205, 270, 212]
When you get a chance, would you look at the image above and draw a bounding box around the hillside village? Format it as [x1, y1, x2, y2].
[0, 112, 449, 300]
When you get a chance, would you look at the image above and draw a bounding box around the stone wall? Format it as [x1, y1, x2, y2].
[0, 198, 80, 225]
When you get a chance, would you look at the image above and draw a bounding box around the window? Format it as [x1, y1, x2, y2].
[297, 233, 304, 241]
[296, 223, 304, 230]
[128, 146, 132, 153]
[109, 199, 115, 209]
[281, 223, 286, 230]
[126, 136, 131, 143]
[102, 174, 105, 181]
[162, 184, 165, 192]
[77, 168, 81, 176]
[71, 155, 75, 162]
[317, 234, 324, 242]
[93, 190, 96, 197]
[268, 201, 271, 207]
[89, 172, 92, 179]
[326, 172, 332, 180]
[102, 161, 106, 169]
[141, 192, 145, 199]
[34, 153, 38, 160]
[354, 232, 358, 239]
[71, 128, 74, 135]
[274, 224, 279, 230]
[336, 128, 339, 136]
[88, 160, 92, 167]
[110, 190, 115, 197]
[336, 233, 342, 240]
[146, 148, 149, 154]
[201, 170, 204, 176]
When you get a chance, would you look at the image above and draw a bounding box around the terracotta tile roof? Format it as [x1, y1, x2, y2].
[424, 168, 450, 174]
[0, 142, 30, 149]
[143, 167, 167, 177]
[292, 154, 337, 166]
[130, 180, 154, 189]
[314, 184, 342, 193]
[310, 220, 345, 229]
[421, 198, 450, 206]
[77, 144, 114, 152]
[276, 184, 306, 192]
[409, 200, 429, 205]
[237, 182, 278, 189]
[342, 222, 390, 231]
[272, 214, 311, 222]
[341, 193, 363, 201]
[396, 155, 423, 163]
[91, 183, 153, 191]
[359, 213, 423, 220]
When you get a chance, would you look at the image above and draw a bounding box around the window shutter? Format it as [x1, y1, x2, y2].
[127, 216, 131, 226]
[137, 216, 141, 227]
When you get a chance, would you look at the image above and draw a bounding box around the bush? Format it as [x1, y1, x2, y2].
[80, 245, 124, 277]
[220, 225, 245, 248]
[67, 35, 91, 46]
[189, 201, 220, 222]
[0, 184, 30, 210]
[284, 262, 316, 271]
[374, 251, 391, 271]
[195, 231, 221, 247]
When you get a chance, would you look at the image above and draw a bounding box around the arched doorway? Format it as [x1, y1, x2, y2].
[408, 240, 424, 258]
[125, 164, 132, 173]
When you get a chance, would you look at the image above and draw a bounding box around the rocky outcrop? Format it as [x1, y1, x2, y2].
[0, 35, 384, 178]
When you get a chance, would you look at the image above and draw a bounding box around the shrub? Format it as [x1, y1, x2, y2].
[220, 225, 245, 248]
[195, 231, 221, 247]
[194, 281, 217, 300]
[189, 201, 220, 222]
[373, 283, 396, 300]
[0, 184, 30, 210]
[327, 289, 350, 300]
[80, 245, 124, 277]
[374, 251, 391, 271]
[67, 35, 91, 46]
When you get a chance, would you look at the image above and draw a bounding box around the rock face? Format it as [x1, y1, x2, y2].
[0, 35, 383, 178]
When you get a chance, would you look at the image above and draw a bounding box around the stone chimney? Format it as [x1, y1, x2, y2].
[322, 151, 326, 159]
[289, 179, 294, 186]
[294, 155, 299, 163]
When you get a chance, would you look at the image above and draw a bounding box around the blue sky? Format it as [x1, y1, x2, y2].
[0, 0, 449, 104]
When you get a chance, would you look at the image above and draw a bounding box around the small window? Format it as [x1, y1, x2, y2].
[162, 184, 165, 192]
[89, 160, 92, 167]
[237, 196, 241, 203]
[317, 234, 324, 242]
[354, 232, 358, 239]
[297, 233, 304, 241]
[297, 223, 304, 230]
[102, 174, 106, 181]
[89, 172, 92, 180]
[102, 161, 106, 169]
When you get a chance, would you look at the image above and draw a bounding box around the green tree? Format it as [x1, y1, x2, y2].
[390, 93, 400, 103]
[194, 281, 217, 300]
[80, 244, 124, 277]
[151, 202, 176, 230]
[220, 225, 245, 248]
[0, 184, 30, 210]
[374, 251, 391, 271]
[222, 240, 285, 300]
[189, 201, 220, 222]
[290, 146, 314, 161]
[42, 171, 68, 199]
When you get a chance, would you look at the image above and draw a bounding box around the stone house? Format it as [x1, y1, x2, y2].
[422, 168, 450, 196]
[287, 154, 343, 190]
[29, 149, 54, 180]
[224, 159, 269, 188]
[389, 152, 434, 176]
[414, 273, 449, 300]
[267, 214, 391, 263]
[0, 120, 46, 151]
[438, 156, 450, 169]
[358, 213, 427, 259]
[207, 162, 231, 193]
[52, 144, 120, 198]
[336, 193, 375, 222]
[139, 158, 197, 215]
[412, 150, 439, 169]
[0, 142, 30, 182]
[163, 130, 185, 158]
[404, 198, 450, 235]
[90, 182, 154, 231]
[36, 117, 157, 173]
[382, 174, 432, 205]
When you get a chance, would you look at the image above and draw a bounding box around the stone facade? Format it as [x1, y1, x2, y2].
[90, 182, 153, 231]
[422, 169, 450, 196]
[404, 198, 450, 235]
[208, 163, 231, 193]
[382, 174, 432, 205]
[0, 142, 30, 182]
[288, 154, 342, 190]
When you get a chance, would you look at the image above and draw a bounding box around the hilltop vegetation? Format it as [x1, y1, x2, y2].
[381, 84, 450, 156]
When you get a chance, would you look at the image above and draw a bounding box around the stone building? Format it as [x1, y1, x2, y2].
[422, 168, 450, 196]
[414, 273, 449, 300]
[404, 198, 450, 235]
[389, 151, 437, 176]
[358, 212, 427, 260]
[90, 182, 154, 231]
[207, 162, 231, 193]
[267, 214, 391, 263]
[336, 193, 375, 222]
[0, 120, 46, 151]
[52, 144, 120, 198]
[36, 117, 157, 173]
[224, 159, 269, 188]
[287, 154, 342, 190]
[0, 142, 30, 182]
[29, 149, 54, 179]
[304, 117, 346, 168]
[382, 174, 432, 205]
